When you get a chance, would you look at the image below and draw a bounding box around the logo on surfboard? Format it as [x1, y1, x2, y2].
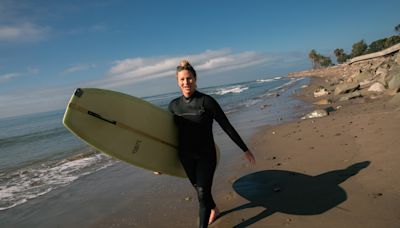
[132, 139, 143, 154]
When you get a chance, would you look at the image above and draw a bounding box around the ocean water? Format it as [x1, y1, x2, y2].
[0, 76, 310, 212]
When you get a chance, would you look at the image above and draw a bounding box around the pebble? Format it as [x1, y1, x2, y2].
[273, 187, 281, 192]
[372, 193, 383, 198]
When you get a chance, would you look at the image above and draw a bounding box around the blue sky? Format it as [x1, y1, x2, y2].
[0, 0, 399, 118]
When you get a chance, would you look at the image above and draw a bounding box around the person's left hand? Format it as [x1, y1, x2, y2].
[244, 150, 256, 165]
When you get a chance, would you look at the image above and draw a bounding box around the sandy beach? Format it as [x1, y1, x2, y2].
[212, 77, 400, 227]
[209, 51, 400, 227]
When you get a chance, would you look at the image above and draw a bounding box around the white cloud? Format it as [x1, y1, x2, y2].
[102, 49, 272, 88]
[0, 73, 21, 83]
[0, 67, 39, 84]
[62, 64, 96, 74]
[197, 51, 271, 72]
[0, 23, 49, 42]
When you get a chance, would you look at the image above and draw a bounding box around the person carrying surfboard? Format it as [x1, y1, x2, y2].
[168, 60, 256, 227]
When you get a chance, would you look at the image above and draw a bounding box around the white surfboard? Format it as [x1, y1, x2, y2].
[63, 88, 219, 178]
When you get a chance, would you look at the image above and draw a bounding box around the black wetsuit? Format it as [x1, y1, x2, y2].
[169, 90, 248, 228]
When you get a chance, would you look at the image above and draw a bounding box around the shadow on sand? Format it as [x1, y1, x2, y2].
[219, 161, 370, 227]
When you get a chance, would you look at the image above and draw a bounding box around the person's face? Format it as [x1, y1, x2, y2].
[177, 70, 196, 97]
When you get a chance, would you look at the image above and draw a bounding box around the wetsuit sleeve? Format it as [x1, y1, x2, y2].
[205, 96, 249, 152]
[168, 101, 174, 114]
[168, 99, 177, 114]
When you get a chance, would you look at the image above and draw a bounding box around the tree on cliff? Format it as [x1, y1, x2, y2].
[365, 36, 400, 54]
[308, 49, 318, 68]
[385, 35, 400, 47]
[366, 39, 387, 53]
[350, 40, 368, 58]
[319, 56, 333, 67]
[334, 48, 350, 64]
[395, 24, 400, 34]
[309, 49, 333, 68]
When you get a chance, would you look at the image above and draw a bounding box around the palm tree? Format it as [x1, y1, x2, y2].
[334, 48, 349, 64]
[308, 49, 318, 69]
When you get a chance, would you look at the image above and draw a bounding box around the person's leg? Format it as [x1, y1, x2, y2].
[179, 153, 217, 228]
[209, 207, 220, 225]
[179, 155, 198, 186]
[195, 154, 217, 228]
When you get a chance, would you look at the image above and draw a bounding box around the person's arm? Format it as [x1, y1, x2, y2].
[206, 96, 256, 164]
[206, 96, 248, 151]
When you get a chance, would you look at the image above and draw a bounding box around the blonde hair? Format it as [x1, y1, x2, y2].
[180, 60, 190, 67]
[176, 59, 197, 78]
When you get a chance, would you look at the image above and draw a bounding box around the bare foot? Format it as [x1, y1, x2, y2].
[208, 207, 220, 225]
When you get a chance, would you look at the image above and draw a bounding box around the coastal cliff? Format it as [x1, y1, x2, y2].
[288, 43, 400, 111]
[289, 43, 400, 79]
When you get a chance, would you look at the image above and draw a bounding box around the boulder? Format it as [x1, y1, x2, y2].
[395, 53, 400, 65]
[359, 79, 372, 89]
[367, 82, 386, 93]
[301, 109, 328, 120]
[339, 91, 362, 101]
[352, 71, 374, 82]
[388, 68, 400, 91]
[334, 82, 360, 95]
[376, 74, 388, 88]
[346, 77, 354, 83]
[313, 99, 332, 105]
[386, 88, 400, 96]
[389, 92, 400, 106]
[359, 89, 372, 97]
[375, 67, 388, 77]
[313, 86, 329, 97]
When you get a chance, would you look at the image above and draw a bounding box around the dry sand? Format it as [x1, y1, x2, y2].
[211, 77, 400, 227]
